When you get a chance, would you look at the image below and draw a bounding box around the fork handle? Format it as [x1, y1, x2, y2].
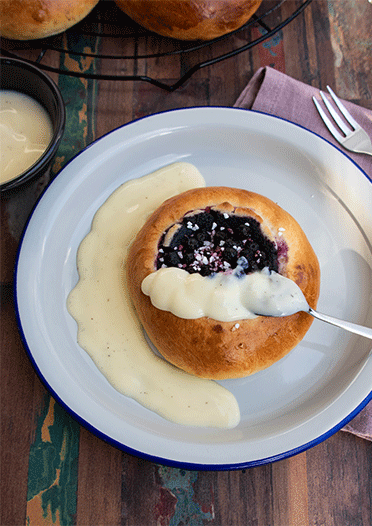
[346, 146, 372, 157]
[308, 307, 372, 340]
[358, 148, 372, 157]
[351, 141, 372, 156]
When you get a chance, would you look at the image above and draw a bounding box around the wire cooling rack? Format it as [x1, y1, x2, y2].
[1, 0, 312, 91]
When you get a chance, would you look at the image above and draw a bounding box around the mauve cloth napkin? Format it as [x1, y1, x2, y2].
[234, 67, 372, 441]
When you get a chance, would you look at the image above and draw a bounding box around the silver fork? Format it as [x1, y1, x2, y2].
[312, 86, 372, 156]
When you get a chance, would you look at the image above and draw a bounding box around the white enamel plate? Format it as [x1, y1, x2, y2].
[15, 108, 372, 470]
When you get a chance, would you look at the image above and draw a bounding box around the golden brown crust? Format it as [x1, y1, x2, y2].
[114, 0, 262, 40]
[0, 0, 100, 40]
[127, 186, 320, 379]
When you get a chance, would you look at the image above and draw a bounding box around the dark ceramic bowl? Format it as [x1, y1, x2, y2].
[0, 57, 65, 194]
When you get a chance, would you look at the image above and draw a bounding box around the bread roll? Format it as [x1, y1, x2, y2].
[114, 0, 262, 40]
[127, 187, 320, 380]
[0, 0, 100, 40]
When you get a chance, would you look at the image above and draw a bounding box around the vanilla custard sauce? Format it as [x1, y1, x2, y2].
[67, 162, 241, 428]
[142, 266, 309, 321]
[0, 90, 53, 183]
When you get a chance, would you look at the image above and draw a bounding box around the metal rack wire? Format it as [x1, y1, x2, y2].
[1, 0, 312, 91]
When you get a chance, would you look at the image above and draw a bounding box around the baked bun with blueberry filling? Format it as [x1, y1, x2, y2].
[127, 186, 320, 379]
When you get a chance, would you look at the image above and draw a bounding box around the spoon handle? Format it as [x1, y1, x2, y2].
[308, 308, 372, 340]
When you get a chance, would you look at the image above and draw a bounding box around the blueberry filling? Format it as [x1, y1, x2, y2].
[156, 208, 279, 277]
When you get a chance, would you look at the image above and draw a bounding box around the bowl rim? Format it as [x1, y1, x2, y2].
[0, 56, 66, 194]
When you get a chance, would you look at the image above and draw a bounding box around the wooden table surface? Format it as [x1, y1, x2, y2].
[1, 1, 371, 524]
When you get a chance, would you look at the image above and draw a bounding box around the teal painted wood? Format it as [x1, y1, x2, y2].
[26, 32, 99, 526]
[156, 466, 215, 525]
[27, 396, 80, 525]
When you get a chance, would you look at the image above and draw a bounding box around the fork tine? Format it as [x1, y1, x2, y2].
[312, 96, 344, 142]
[320, 91, 351, 136]
[326, 86, 360, 129]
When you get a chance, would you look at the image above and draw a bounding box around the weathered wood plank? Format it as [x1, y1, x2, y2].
[1, 287, 34, 526]
[272, 453, 309, 526]
[76, 429, 122, 525]
[307, 432, 372, 526]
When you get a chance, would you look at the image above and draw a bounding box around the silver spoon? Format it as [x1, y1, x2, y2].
[303, 306, 372, 340]
[234, 267, 372, 340]
[248, 270, 372, 340]
[255, 304, 372, 341]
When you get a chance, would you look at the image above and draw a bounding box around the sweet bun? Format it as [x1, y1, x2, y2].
[0, 0, 100, 40]
[127, 186, 320, 379]
[114, 0, 262, 41]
